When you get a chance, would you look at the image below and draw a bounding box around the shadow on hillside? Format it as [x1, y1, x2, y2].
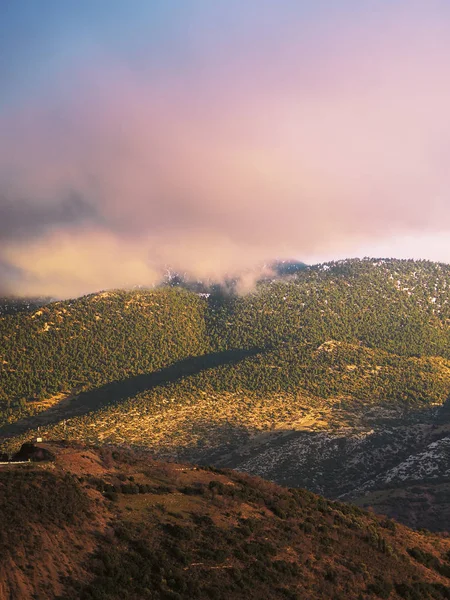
[0, 348, 263, 440]
[437, 393, 450, 423]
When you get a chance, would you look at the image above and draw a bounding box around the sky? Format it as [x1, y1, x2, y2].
[1, 1, 450, 297]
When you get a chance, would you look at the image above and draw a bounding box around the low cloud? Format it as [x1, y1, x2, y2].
[1, 4, 450, 297]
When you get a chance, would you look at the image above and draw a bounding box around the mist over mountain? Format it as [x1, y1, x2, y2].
[2, 4, 450, 297]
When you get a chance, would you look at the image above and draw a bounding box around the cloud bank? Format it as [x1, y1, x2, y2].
[1, 3, 450, 297]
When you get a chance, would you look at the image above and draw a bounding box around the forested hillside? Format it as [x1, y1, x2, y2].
[0, 288, 211, 423]
[1, 258, 450, 428]
[210, 258, 450, 356]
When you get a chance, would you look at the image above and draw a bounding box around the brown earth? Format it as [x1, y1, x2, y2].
[2, 442, 450, 599]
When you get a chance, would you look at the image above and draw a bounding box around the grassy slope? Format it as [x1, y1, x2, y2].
[3, 443, 450, 600]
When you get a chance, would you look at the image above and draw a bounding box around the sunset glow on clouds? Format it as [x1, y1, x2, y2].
[1, 1, 450, 297]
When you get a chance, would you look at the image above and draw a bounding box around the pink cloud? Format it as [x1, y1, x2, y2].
[1, 4, 450, 296]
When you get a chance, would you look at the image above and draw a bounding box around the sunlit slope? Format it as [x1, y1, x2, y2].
[2, 258, 450, 431]
[4, 341, 450, 456]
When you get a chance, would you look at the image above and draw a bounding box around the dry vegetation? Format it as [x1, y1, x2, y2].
[2, 442, 450, 599]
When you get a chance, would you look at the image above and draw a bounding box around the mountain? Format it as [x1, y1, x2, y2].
[2, 441, 450, 600]
[0, 295, 53, 317]
[2, 258, 450, 532]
